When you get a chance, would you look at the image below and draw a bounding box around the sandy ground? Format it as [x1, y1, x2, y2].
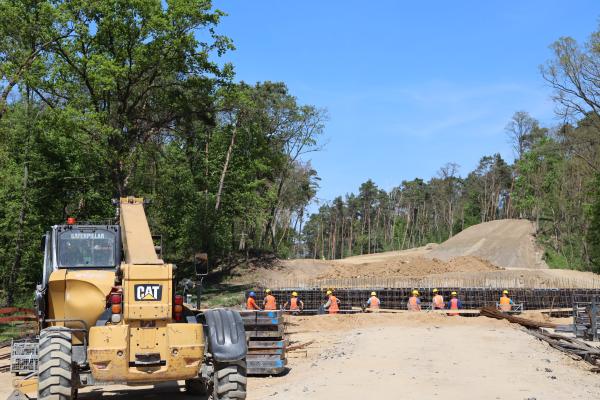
[4, 314, 598, 400]
[249, 314, 600, 400]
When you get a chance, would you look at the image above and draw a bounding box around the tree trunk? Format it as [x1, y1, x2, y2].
[215, 124, 237, 211]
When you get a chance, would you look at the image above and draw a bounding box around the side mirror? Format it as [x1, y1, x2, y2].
[194, 252, 209, 276]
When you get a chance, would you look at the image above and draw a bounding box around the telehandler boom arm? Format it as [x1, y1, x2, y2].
[119, 197, 162, 265]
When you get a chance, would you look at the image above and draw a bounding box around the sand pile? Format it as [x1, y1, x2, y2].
[427, 219, 548, 269]
[313, 255, 500, 280]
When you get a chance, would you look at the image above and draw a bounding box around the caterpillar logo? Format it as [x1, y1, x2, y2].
[134, 284, 162, 301]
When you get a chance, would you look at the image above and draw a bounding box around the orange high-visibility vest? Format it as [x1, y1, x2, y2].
[264, 295, 277, 310]
[408, 296, 420, 311]
[290, 297, 299, 310]
[247, 297, 259, 310]
[433, 294, 444, 309]
[499, 296, 511, 311]
[449, 298, 459, 316]
[328, 295, 339, 314]
[369, 296, 380, 309]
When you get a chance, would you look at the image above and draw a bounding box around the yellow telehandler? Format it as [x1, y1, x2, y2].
[10, 197, 247, 399]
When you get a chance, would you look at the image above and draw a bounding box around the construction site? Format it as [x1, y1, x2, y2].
[3, 218, 600, 399]
[3, 1, 600, 399]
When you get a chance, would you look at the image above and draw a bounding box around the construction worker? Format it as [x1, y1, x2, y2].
[432, 288, 445, 310]
[246, 291, 261, 310]
[263, 289, 277, 310]
[323, 290, 340, 314]
[364, 291, 381, 311]
[447, 291, 462, 316]
[407, 290, 421, 311]
[283, 291, 304, 315]
[498, 290, 513, 312]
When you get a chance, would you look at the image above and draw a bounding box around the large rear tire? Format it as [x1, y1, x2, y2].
[37, 327, 77, 400]
[213, 360, 247, 400]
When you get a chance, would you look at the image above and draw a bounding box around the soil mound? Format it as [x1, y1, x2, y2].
[427, 219, 547, 269]
[314, 255, 500, 280]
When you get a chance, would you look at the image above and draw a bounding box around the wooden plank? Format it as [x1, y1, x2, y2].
[238, 310, 283, 318]
[241, 316, 284, 326]
[246, 330, 285, 339]
[247, 353, 285, 360]
[244, 324, 285, 334]
[248, 340, 287, 349]
[247, 366, 287, 376]
[247, 348, 285, 356]
[247, 358, 287, 370]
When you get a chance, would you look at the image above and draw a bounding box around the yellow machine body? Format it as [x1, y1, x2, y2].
[44, 197, 205, 384]
[87, 262, 205, 382]
[46, 269, 115, 344]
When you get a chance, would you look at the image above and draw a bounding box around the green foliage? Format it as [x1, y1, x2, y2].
[587, 174, 600, 272]
[543, 247, 571, 270]
[0, 0, 324, 305]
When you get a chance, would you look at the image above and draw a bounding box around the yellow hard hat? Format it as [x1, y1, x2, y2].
[451, 291, 457, 296]
[292, 291, 298, 297]
[371, 291, 376, 296]
[502, 290, 508, 294]
[412, 290, 419, 295]
[432, 288, 438, 293]
[265, 289, 271, 293]
[326, 290, 332, 295]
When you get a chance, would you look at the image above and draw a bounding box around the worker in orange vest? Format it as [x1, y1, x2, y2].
[364, 291, 381, 311]
[323, 290, 340, 314]
[263, 289, 277, 310]
[246, 291, 261, 310]
[283, 291, 304, 315]
[432, 288, 445, 310]
[407, 290, 421, 311]
[447, 291, 461, 316]
[498, 290, 513, 312]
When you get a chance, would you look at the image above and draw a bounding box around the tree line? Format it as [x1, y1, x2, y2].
[303, 25, 600, 273]
[0, 0, 324, 305]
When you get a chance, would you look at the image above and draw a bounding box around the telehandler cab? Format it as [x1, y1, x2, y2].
[10, 197, 247, 399]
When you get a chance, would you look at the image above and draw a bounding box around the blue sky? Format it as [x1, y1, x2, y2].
[213, 1, 599, 209]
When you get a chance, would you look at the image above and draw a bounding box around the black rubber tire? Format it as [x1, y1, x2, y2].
[185, 378, 208, 395]
[37, 327, 76, 400]
[213, 360, 247, 400]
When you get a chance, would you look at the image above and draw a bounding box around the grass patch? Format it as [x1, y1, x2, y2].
[544, 247, 571, 269]
[541, 240, 588, 270]
[0, 323, 31, 342]
[196, 283, 251, 309]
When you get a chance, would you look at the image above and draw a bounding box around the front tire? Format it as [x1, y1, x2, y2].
[38, 327, 77, 400]
[213, 360, 247, 400]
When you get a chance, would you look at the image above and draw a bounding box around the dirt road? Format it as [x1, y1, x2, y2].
[249, 314, 600, 400]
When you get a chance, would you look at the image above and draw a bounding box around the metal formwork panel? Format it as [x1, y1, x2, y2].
[10, 339, 38, 374]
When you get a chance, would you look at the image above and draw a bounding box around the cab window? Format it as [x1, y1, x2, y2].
[58, 229, 116, 268]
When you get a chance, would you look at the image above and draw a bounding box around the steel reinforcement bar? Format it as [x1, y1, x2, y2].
[249, 288, 600, 312]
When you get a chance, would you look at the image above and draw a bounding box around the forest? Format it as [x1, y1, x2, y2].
[303, 32, 600, 273]
[0, 0, 323, 305]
